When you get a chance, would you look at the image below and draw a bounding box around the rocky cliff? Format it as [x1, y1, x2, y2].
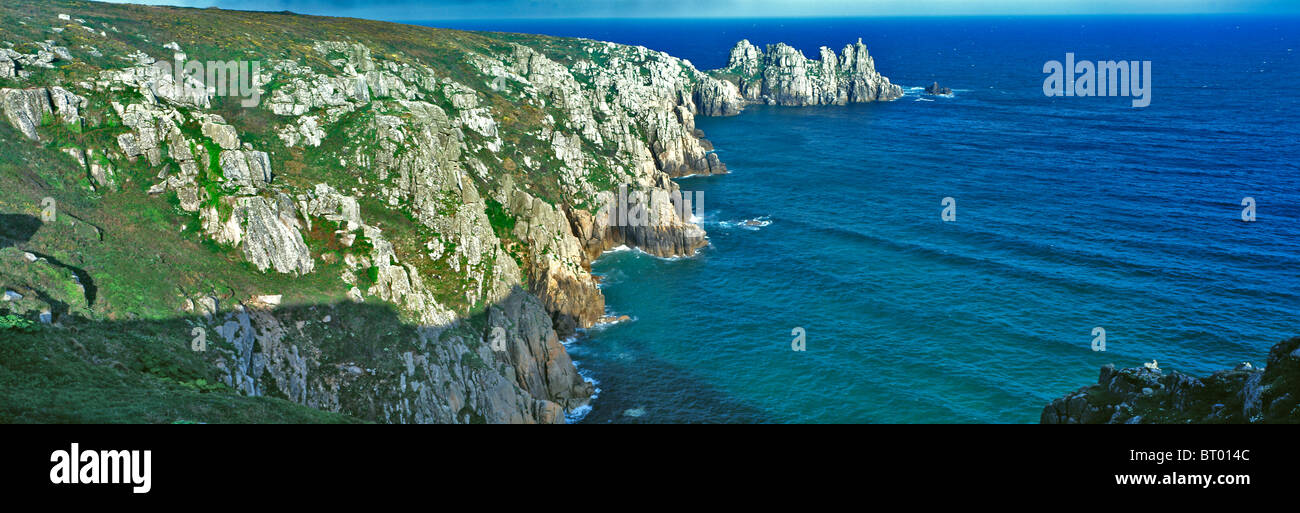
[1041, 337, 1300, 424]
[209, 288, 592, 424]
[0, 0, 901, 423]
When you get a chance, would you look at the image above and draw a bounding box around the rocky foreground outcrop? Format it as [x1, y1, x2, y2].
[1041, 337, 1300, 424]
[211, 288, 592, 424]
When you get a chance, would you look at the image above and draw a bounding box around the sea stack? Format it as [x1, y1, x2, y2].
[924, 81, 952, 95]
[710, 38, 904, 106]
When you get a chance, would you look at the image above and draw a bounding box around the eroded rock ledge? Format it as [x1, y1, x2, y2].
[1041, 337, 1300, 424]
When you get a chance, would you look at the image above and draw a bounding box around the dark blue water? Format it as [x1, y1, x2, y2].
[422, 17, 1300, 423]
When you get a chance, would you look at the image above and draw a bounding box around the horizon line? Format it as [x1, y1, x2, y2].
[398, 12, 1300, 22]
[94, 2, 1300, 21]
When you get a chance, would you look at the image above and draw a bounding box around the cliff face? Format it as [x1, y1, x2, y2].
[710, 39, 904, 107]
[0, 1, 900, 423]
[1042, 337, 1300, 424]
[211, 289, 591, 424]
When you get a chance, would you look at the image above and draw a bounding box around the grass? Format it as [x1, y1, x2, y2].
[0, 313, 361, 423]
[0, 314, 39, 333]
[483, 197, 516, 236]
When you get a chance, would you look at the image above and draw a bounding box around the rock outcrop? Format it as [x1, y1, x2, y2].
[230, 195, 315, 276]
[712, 38, 904, 107]
[924, 82, 952, 95]
[0, 86, 85, 140]
[210, 288, 591, 424]
[1, 40, 74, 80]
[1042, 337, 1300, 424]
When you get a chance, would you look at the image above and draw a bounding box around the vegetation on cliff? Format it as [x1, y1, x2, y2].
[0, 0, 904, 423]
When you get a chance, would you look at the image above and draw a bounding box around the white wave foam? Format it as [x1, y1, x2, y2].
[564, 366, 602, 424]
[622, 407, 646, 418]
[904, 85, 957, 99]
[595, 244, 704, 264]
[565, 404, 593, 423]
[591, 315, 635, 330]
[717, 216, 772, 230]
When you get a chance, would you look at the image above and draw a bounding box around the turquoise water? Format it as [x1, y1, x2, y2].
[429, 17, 1300, 423]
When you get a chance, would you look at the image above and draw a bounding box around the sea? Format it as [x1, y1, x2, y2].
[419, 16, 1300, 423]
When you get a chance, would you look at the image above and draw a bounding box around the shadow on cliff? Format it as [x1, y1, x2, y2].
[0, 213, 99, 309]
[0, 213, 41, 248]
[1, 299, 441, 422]
[1, 291, 760, 424]
[0, 300, 391, 423]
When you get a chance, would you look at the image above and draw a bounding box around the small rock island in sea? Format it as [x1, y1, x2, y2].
[924, 81, 952, 95]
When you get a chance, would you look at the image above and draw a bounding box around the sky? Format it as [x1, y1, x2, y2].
[98, 0, 1300, 20]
